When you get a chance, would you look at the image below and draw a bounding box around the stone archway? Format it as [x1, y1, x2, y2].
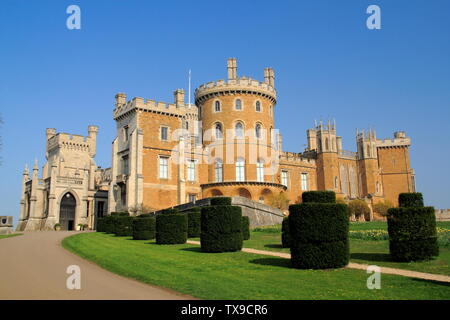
[60, 192, 76, 230]
[210, 189, 223, 197]
[260, 189, 273, 204]
[236, 188, 251, 199]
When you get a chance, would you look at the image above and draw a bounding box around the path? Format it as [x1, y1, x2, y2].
[187, 240, 450, 283]
[0, 232, 194, 300]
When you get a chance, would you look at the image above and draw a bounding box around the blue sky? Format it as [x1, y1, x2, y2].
[1, 0, 449, 224]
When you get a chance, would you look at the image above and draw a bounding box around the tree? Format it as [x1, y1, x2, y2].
[373, 200, 394, 217]
[269, 192, 290, 211]
[348, 199, 370, 221]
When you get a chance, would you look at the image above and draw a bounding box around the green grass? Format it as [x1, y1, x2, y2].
[0, 233, 22, 239]
[244, 222, 450, 276]
[63, 232, 450, 300]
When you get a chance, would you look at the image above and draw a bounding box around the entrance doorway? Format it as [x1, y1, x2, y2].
[60, 193, 76, 230]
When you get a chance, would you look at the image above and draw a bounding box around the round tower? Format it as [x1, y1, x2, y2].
[194, 58, 285, 202]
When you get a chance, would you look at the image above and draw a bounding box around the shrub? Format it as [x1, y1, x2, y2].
[268, 192, 290, 210]
[373, 200, 394, 217]
[111, 211, 129, 217]
[241, 216, 250, 240]
[348, 199, 370, 220]
[387, 201, 439, 261]
[138, 213, 152, 218]
[113, 216, 134, 237]
[96, 218, 105, 232]
[187, 208, 201, 238]
[156, 213, 187, 244]
[161, 208, 179, 215]
[281, 217, 291, 248]
[302, 191, 336, 204]
[102, 216, 115, 234]
[201, 205, 243, 252]
[398, 193, 424, 208]
[289, 200, 349, 269]
[210, 197, 232, 206]
[132, 217, 156, 240]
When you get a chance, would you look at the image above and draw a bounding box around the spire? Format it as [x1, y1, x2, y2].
[33, 158, 38, 170]
[23, 164, 29, 175]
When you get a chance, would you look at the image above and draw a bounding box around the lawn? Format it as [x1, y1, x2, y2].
[0, 233, 22, 240]
[63, 232, 450, 300]
[246, 221, 450, 276]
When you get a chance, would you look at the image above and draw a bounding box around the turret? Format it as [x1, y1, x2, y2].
[227, 58, 237, 80]
[115, 92, 127, 110]
[174, 89, 185, 107]
[356, 128, 377, 159]
[264, 67, 275, 87]
[88, 125, 98, 158]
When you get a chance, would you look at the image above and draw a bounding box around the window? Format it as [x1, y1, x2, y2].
[256, 101, 261, 112]
[255, 124, 262, 139]
[215, 159, 223, 182]
[187, 160, 196, 182]
[160, 126, 168, 141]
[301, 173, 309, 191]
[122, 156, 129, 175]
[235, 99, 242, 110]
[120, 184, 127, 207]
[159, 157, 169, 179]
[257, 160, 264, 182]
[215, 123, 223, 139]
[96, 201, 104, 218]
[123, 126, 129, 141]
[214, 100, 221, 112]
[188, 194, 196, 203]
[325, 138, 329, 151]
[281, 170, 289, 187]
[235, 122, 244, 138]
[335, 176, 338, 189]
[185, 121, 189, 130]
[269, 106, 273, 116]
[236, 158, 245, 182]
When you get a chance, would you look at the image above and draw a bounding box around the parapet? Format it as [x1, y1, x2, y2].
[195, 77, 277, 105]
[280, 151, 316, 165]
[376, 132, 411, 148]
[113, 92, 197, 120]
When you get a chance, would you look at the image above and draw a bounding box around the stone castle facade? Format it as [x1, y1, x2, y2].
[18, 58, 416, 230]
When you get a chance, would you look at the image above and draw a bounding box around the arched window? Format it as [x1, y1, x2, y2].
[367, 145, 371, 157]
[269, 106, 273, 116]
[335, 176, 338, 189]
[215, 159, 223, 182]
[215, 123, 223, 139]
[235, 99, 242, 110]
[325, 138, 329, 151]
[214, 100, 221, 112]
[257, 159, 264, 182]
[185, 121, 189, 130]
[255, 123, 262, 139]
[236, 158, 245, 181]
[235, 122, 244, 138]
[256, 101, 261, 112]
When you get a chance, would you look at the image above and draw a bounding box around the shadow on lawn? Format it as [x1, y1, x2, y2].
[264, 244, 284, 249]
[350, 252, 391, 262]
[249, 257, 292, 269]
[411, 277, 450, 287]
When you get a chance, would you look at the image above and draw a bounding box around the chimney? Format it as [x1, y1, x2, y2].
[227, 58, 237, 80]
[173, 89, 185, 107]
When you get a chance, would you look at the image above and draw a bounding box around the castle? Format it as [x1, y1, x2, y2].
[17, 58, 416, 231]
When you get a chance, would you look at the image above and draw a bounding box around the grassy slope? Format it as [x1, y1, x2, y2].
[0, 233, 22, 239]
[63, 232, 450, 300]
[246, 221, 450, 276]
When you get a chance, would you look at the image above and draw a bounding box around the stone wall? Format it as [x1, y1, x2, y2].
[435, 209, 450, 222]
[0, 216, 14, 235]
[156, 196, 284, 228]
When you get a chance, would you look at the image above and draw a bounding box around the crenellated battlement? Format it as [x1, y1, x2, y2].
[376, 131, 411, 148]
[280, 151, 316, 165]
[46, 126, 97, 157]
[194, 77, 277, 105]
[114, 93, 198, 120]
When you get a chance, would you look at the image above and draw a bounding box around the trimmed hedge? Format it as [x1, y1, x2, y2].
[132, 217, 156, 240]
[156, 213, 187, 244]
[138, 213, 152, 218]
[96, 217, 105, 232]
[281, 217, 291, 248]
[302, 191, 336, 204]
[241, 216, 250, 240]
[113, 216, 134, 237]
[187, 208, 201, 238]
[111, 211, 129, 217]
[102, 216, 115, 234]
[388, 198, 438, 261]
[398, 193, 424, 208]
[201, 205, 243, 252]
[210, 197, 232, 206]
[289, 200, 349, 269]
[161, 208, 179, 215]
